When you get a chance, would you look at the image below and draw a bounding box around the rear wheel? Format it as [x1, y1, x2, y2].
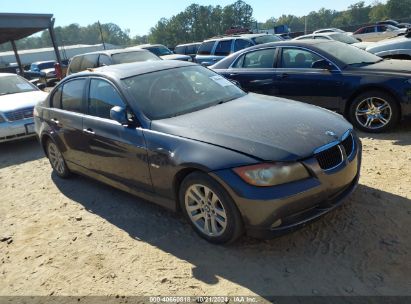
[179, 172, 244, 244]
[348, 90, 400, 133]
[46, 139, 70, 178]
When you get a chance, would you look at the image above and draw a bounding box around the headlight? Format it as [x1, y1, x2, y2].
[233, 163, 309, 187]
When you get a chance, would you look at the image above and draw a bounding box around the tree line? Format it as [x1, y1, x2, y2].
[0, 0, 410, 53]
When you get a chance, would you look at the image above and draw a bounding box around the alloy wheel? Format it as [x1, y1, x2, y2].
[48, 142, 65, 175]
[355, 97, 392, 130]
[185, 184, 228, 237]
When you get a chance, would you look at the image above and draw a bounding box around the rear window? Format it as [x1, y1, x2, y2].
[80, 54, 99, 71]
[111, 51, 160, 64]
[68, 57, 83, 74]
[214, 40, 232, 56]
[252, 35, 282, 45]
[197, 41, 215, 55]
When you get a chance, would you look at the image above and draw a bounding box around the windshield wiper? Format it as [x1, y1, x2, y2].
[346, 59, 383, 67]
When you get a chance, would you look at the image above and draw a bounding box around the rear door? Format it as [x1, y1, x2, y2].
[221, 47, 279, 95]
[82, 77, 152, 192]
[46, 78, 89, 168]
[274, 47, 342, 110]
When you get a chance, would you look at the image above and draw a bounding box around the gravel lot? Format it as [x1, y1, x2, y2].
[0, 120, 410, 298]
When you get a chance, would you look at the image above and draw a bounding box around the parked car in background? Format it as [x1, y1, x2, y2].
[174, 42, 202, 59]
[294, 32, 364, 48]
[195, 34, 282, 66]
[353, 25, 406, 42]
[66, 49, 160, 76]
[313, 28, 353, 35]
[29, 61, 57, 81]
[366, 28, 411, 59]
[211, 40, 411, 133]
[34, 60, 361, 244]
[131, 44, 192, 61]
[377, 20, 411, 29]
[0, 73, 48, 143]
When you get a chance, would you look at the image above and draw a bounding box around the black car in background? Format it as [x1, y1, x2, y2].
[34, 61, 361, 244]
[211, 40, 411, 133]
[66, 49, 160, 76]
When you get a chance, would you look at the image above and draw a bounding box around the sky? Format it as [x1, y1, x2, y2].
[5, 0, 380, 36]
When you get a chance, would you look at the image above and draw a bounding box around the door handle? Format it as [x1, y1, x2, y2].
[277, 73, 289, 79]
[83, 128, 95, 135]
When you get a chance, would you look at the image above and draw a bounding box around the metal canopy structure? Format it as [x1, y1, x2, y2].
[0, 13, 61, 75]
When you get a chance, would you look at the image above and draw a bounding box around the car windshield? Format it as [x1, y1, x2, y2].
[315, 41, 383, 66]
[37, 62, 55, 70]
[146, 46, 173, 56]
[0, 75, 37, 96]
[112, 51, 160, 64]
[329, 33, 360, 44]
[122, 65, 245, 120]
[252, 35, 282, 44]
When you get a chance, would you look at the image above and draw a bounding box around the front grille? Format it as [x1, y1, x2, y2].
[341, 134, 354, 157]
[315, 144, 343, 170]
[4, 107, 34, 121]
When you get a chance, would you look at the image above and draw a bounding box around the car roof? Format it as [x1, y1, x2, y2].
[176, 42, 202, 47]
[0, 73, 17, 77]
[203, 33, 272, 42]
[72, 48, 150, 58]
[67, 60, 195, 80]
[32, 60, 56, 64]
[136, 44, 166, 48]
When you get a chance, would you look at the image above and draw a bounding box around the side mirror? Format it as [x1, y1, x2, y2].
[110, 106, 129, 125]
[37, 83, 46, 90]
[311, 59, 334, 70]
[357, 38, 362, 42]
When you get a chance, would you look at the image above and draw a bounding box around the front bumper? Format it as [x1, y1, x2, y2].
[211, 137, 362, 239]
[0, 118, 36, 143]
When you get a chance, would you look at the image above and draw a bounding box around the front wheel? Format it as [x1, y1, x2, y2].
[179, 172, 244, 244]
[348, 91, 400, 133]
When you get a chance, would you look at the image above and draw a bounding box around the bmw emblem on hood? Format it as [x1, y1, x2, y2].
[325, 131, 338, 139]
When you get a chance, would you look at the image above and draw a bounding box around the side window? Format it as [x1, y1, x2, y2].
[239, 48, 276, 68]
[214, 40, 233, 56]
[281, 48, 322, 69]
[61, 79, 86, 113]
[197, 41, 215, 55]
[234, 39, 253, 52]
[51, 86, 63, 108]
[88, 79, 125, 120]
[80, 54, 99, 71]
[174, 46, 185, 54]
[68, 56, 82, 74]
[98, 54, 111, 66]
[314, 36, 329, 40]
[377, 25, 387, 32]
[364, 26, 375, 33]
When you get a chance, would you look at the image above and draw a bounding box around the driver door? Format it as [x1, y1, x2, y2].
[274, 47, 343, 110]
[82, 77, 153, 192]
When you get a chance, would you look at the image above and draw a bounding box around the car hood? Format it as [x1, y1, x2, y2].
[160, 54, 190, 61]
[151, 94, 352, 162]
[0, 91, 48, 112]
[352, 41, 374, 50]
[366, 36, 411, 52]
[348, 59, 411, 75]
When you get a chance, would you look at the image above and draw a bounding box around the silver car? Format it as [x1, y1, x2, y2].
[366, 29, 411, 59]
[0, 73, 48, 143]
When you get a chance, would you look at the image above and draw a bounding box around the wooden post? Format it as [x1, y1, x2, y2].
[10, 40, 23, 76]
[48, 18, 62, 65]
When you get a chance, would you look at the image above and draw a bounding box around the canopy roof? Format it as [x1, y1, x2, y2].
[0, 13, 54, 45]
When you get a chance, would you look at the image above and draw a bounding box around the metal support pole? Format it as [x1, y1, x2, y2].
[10, 40, 23, 76]
[49, 18, 62, 65]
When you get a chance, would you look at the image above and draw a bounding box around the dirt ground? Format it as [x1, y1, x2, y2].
[0, 120, 410, 298]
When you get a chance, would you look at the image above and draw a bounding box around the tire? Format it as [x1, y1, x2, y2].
[179, 172, 244, 244]
[46, 139, 71, 178]
[348, 90, 400, 133]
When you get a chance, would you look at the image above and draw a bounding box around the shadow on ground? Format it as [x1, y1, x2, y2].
[0, 138, 44, 169]
[358, 117, 411, 146]
[52, 173, 411, 296]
